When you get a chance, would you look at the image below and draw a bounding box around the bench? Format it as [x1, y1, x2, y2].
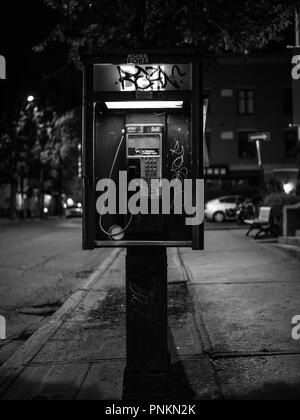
[245, 207, 278, 239]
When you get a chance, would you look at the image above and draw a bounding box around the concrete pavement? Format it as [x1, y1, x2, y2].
[181, 230, 300, 399]
[0, 228, 299, 400]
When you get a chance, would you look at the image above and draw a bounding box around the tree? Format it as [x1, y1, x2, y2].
[37, 0, 300, 66]
[52, 109, 81, 211]
[0, 132, 18, 219]
[0, 101, 80, 219]
[0, 104, 37, 219]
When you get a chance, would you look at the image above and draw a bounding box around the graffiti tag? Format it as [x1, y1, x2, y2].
[117, 65, 188, 91]
[130, 282, 153, 319]
[170, 139, 189, 184]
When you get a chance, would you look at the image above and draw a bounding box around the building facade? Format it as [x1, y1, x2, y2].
[204, 51, 298, 194]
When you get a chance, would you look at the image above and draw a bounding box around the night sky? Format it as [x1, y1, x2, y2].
[0, 1, 81, 117]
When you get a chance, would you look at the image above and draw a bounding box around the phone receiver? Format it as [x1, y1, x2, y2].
[127, 165, 137, 182]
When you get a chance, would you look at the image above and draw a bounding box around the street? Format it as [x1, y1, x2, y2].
[0, 221, 299, 399]
[0, 218, 111, 365]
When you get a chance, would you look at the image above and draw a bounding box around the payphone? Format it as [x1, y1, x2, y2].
[83, 51, 204, 250]
[126, 124, 163, 195]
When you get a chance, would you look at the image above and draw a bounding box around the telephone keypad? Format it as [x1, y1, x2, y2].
[143, 158, 159, 179]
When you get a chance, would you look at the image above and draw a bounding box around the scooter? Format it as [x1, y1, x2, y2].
[236, 199, 256, 225]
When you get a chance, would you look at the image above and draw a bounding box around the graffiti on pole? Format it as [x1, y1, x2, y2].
[130, 282, 154, 320]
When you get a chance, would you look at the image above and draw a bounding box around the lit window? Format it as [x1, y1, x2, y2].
[237, 89, 255, 115]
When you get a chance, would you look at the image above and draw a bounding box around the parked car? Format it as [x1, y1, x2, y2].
[205, 195, 244, 223]
[65, 201, 83, 218]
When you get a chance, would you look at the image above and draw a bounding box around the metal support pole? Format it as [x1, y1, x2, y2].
[123, 246, 170, 400]
[255, 140, 265, 189]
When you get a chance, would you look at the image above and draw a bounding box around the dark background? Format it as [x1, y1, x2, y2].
[0, 1, 80, 117]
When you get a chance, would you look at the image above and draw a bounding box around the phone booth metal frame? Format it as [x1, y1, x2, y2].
[82, 50, 204, 251]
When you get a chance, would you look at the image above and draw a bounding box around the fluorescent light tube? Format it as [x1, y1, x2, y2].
[105, 101, 184, 109]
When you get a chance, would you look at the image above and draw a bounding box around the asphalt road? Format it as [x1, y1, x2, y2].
[205, 221, 247, 231]
[0, 218, 111, 365]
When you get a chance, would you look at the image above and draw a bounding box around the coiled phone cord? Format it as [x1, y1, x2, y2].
[99, 134, 134, 239]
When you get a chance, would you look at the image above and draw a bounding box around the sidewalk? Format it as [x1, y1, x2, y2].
[0, 230, 299, 400]
[181, 230, 300, 400]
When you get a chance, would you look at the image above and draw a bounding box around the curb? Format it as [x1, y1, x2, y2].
[168, 248, 189, 283]
[273, 243, 300, 261]
[0, 248, 122, 397]
[176, 249, 214, 354]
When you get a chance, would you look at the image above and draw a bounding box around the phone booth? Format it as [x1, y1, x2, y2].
[82, 50, 204, 398]
[83, 50, 204, 251]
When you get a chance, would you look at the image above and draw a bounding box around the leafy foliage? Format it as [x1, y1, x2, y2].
[37, 0, 300, 66]
[263, 192, 300, 218]
[52, 109, 81, 189]
[0, 102, 80, 193]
